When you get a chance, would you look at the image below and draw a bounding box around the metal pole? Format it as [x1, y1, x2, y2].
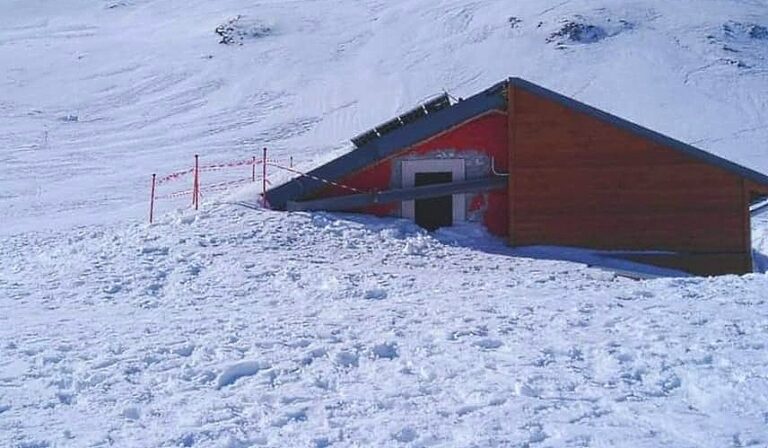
[252, 156, 256, 182]
[194, 154, 199, 210]
[262, 148, 267, 207]
[149, 173, 156, 224]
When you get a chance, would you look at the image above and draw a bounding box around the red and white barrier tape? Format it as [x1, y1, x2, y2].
[160, 189, 194, 200]
[160, 178, 253, 201]
[202, 177, 253, 191]
[267, 162, 364, 193]
[151, 154, 282, 219]
[157, 157, 291, 180]
[157, 168, 194, 185]
[200, 158, 257, 172]
[199, 158, 288, 172]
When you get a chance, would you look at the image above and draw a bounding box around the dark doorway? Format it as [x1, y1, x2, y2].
[414, 172, 453, 231]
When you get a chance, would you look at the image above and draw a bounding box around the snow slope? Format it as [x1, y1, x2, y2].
[2, 203, 768, 447]
[3, 1, 768, 447]
[1, 0, 767, 233]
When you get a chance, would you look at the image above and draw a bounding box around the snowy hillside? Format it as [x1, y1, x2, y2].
[1, 0, 768, 232]
[3, 0, 768, 447]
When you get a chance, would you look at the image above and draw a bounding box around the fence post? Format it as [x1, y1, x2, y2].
[290, 156, 293, 168]
[193, 154, 200, 210]
[252, 155, 256, 182]
[149, 173, 156, 224]
[262, 148, 268, 207]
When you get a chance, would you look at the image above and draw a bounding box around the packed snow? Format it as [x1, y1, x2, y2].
[2, 0, 768, 446]
[2, 203, 768, 447]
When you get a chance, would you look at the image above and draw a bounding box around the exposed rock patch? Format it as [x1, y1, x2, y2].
[548, 21, 608, 44]
[706, 21, 768, 69]
[546, 16, 634, 48]
[215, 15, 273, 45]
[723, 22, 768, 41]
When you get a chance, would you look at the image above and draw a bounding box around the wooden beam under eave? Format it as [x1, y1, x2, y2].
[287, 177, 507, 212]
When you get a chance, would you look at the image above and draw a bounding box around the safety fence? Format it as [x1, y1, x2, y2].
[148, 151, 509, 223]
[147, 148, 377, 223]
[148, 149, 295, 223]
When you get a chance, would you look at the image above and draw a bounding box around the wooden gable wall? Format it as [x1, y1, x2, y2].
[507, 85, 753, 275]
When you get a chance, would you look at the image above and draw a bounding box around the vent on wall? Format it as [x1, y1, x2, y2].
[351, 94, 452, 148]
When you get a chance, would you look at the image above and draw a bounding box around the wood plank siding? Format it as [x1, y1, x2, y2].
[507, 85, 753, 275]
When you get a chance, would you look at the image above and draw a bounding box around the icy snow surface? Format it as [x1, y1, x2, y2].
[2, 0, 768, 446]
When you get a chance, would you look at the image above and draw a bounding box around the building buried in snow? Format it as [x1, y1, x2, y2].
[267, 78, 768, 276]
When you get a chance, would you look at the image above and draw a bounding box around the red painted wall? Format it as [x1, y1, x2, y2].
[316, 111, 509, 236]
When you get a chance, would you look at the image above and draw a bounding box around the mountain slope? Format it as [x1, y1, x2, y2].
[1, 0, 767, 233]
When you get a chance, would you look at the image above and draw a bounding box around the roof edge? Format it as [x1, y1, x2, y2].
[266, 83, 507, 209]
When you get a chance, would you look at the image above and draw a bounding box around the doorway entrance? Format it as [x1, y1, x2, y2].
[414, 172, 453, 230]
[401, 159, 466, 231]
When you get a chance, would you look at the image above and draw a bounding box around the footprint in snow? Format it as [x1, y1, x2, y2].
[515, 382, 540, 398]
[334, 351, 359, 368]
[122, 406, 140, 421]
[171, 344, 195, 357]
[300, 347, 327, 366]
[457, 404, 481, 416]
[140, 246, 169, 256]
[370, 342, 398, 360]
[393, 427, 418, 443]
[363, 288, 387, 301]
[313, 437, 332, 448]
[271, 408, 308, 427]
[102, 283, 121, 294]
[215, 360, 269, 389]
[474, 338, 503, 350]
